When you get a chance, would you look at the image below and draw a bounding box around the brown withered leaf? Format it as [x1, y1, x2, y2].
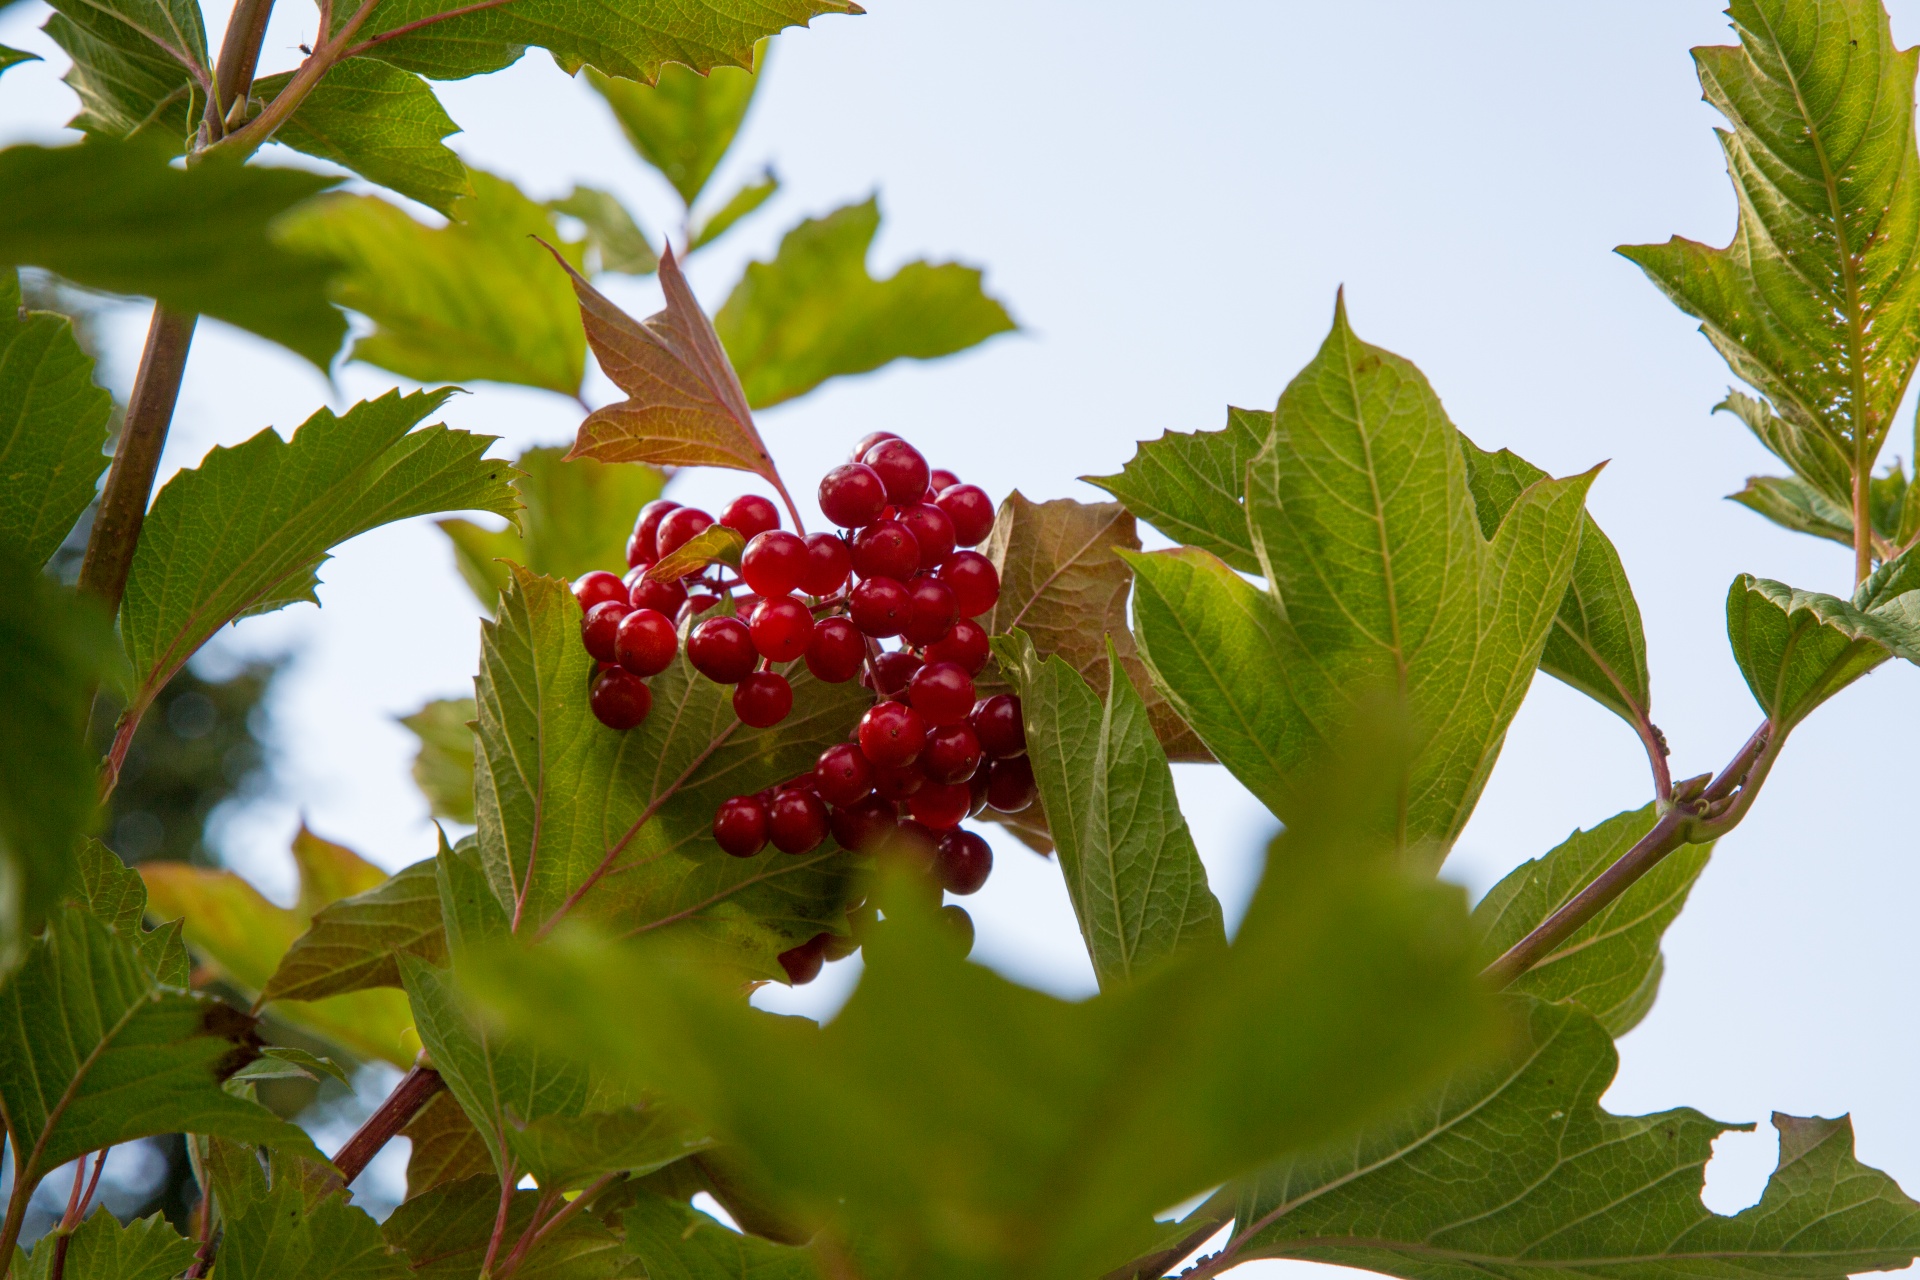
[557, 243, 798, 519]
[979, 492, 1209, 762]
[402, 1087, 494, 1200]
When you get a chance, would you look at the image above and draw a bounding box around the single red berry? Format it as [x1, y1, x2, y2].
[575, 571, 629, 613]
[589, 667, 652, 730]
[805, 617, 865, 683]
[785, 769, 820, 794]
[849, 576, 910, 637]
[937, 829, 992, 894]
[885, 818, 940, 872]
[719, 494, 780, 541]
[581, 600, 631, 663]
[614, 608, 677, 676]
[921, 722, 982, 784]
[986, 755, 1037, 812]
[800, 533, 852, 596]
[655, 506, 715, 560]
[713, 795, 769, 857]
[628, 499, 680, 567]
[830, 796, 896, 851]
[741, 530, 807, 597]
[777, 932, 830, 985]
[869, 649, 922, 699]
[901, 575, 960, 646]
[970, 694, 1027, 757]
[860, 700, 927, 767]
[815, 743, 874, 807]
[733, 671, 793, 727]
[864, 438, 930, 505]
[909, 661, 975, 726]
[851, 520, 921, 581]
[627, 569, 688, 616]
[935, 484, 995, 547]
[819, 463, 888, 527]
[898, 503, 956, 569]
[687, 616, 757, 683]
[872, 762, 924, 802]
[851, 431, 899, 462]
[929, 468, 961, 493]
[968, 768, 991, 816]
[939, 904, 975, 956]
[686, 592, 720, 615]
[768, 788, 828, 853]
[750, 595, 814, 663]
[925, 618, 989, 674]
[909, 780, 970, 830]
[939, 551, 1000, 617]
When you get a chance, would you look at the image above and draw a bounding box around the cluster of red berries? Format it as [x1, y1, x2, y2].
[568, 433, 1035, 984]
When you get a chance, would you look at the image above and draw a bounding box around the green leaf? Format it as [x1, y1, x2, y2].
[13, 1208, 195, 1280]
[1126, 298, 1594, 859]
[1085, 406, 1269, 575]
[505, 1105, 712, 1191]
[0, 267, 112, 567]
[1619, 0, 1920, 481]
[400, 698, 476, 822]
[690, 168, 778, 251]
[205, 1142, 403, 1280]
[1724, 573, 1920, 729]
[1731, 473, 1857, 547]
[382, 1174, 627, 1279]
[75, 837, 148, 937]
[256, 58, 470, 217]
[549, 185, 657, 275]
[716, 198, 1016, 409]
[41, 0, 208, 151]
[0, 138, 343, 364]
[646, 522, 744, 582]
[241, 1046, 353, 1087]
[617, 1189, 825, 1280]
[0, 45, 39, 77]
[1473, 804, 1712, 1036]
[437, 445, 666, 609]
[264, 857, 447, 1003]
[994, 629, 1223, 989]
[466, 777, 1500, 1280]
[1717, 389, 1855, 511]
[120, 387, 516, 727]
[1225, 998, 1920, 1280]
[276, 173, 586, 393]
[586, 56, 760, 209]
[399, 1088, 493, 1199]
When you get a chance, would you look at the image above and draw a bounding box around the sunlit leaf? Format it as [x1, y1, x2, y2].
[1724, 572, 1920, 730]
[0, 267, 113, 566]
[1085, 406, 1269, 575]
[264, 857, 446, 1004]
[1731, 473, 1857, 548]
[690, 168, 778, 251]
[646, 522, 743, 582]
[549, 185, 657, 275]
[586, 54, 760, 208]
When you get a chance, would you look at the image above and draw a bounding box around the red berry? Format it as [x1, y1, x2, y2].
[655, 506, 715, 559]
[581, 600, 630, 663]
[740, 531, 806, 597]
[815, 743, 873, 807]
[898, 503, 955, 569]
[800, 533, 852, 596]
[819, 463, 888, 527]
[859, 701, 927, 767]
[937, 829, 992, 894]
[750, 595, 814, 663]
[886, 819, 940, 871]
[971, 694, 1027, 757]
[686, 592, 720, 616]
[589, 667, 652, 730]
[687, 616, 757, 683]
[778, 932, 830, 984]
[851, 431, 899, 462]
[909, 661, 975, 726]
[872, 762, 924, 802]
[935, 484, 995, 547]
[614, 608, 677, 676]
[713, 795, 769, 857]
[628, 500, 680, 567]
[869, 649, 921, 699]
[768, 788, 828, 853]
[575, 571, 628, 612]
[628, 569, 688, 616]
[849, 576, 910, 637]
[968, 768, 991, 816]
[986, 755, 1036, 813]
[851, 521, 921, 581]
[864, 439, 930, 505]
[939, 551, 1000, 617]
[921, 722, 982, 784]
[733, 671, 793, 727]
[925, 618, 989, 674]
[719, 494, 780, 540]
[901, 575, 959, 646]
[805, 617, 865, 683]
[830, 796, 896, 851]
[909, 780, 970, 830]
[929, 468, 961, 493]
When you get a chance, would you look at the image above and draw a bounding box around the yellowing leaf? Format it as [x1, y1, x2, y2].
[646, 522, 744, 581]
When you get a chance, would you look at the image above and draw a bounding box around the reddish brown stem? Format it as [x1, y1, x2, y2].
[494, 1187, 560, 1279]
[337, 0, 518, 58]
[478, 1156, 518, 1278]
[330, 1065, 445, 1186]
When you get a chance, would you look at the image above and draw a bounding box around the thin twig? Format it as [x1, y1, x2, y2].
[329, 1065, 445, 1187]
[337, 0, 519, 58]
[493, 1185, 562, 1279]
[477, 1153, 518, 1278]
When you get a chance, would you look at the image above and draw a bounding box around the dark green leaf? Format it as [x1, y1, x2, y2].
[585, 53, 760, 208]
[1724, 573, 1920, 729]
[505, 1105, 711, 1190]
[994, 629, 1223, 989]
[399, 1088, 493, 1199]
[382, 1174, 627, 1279]
[617, 1189, 824, 1280]
[549, 185, 656, 275]
[256, 58, 469, 217]
[245, 1046, 353, 1087]
[75, 837, 147, 937]
[0, 45, 38, 77]
[41, 0, 207, 151]
[1084, 405, 1269, 575]
[690, 169, 778, 251]
[264, 857, 446, 1003]
[0, 265, 112, 567]
[13, 1208, 195, 1280]
[646, 522, 743, 581]
[204, 1142, 402, 1279]
[716, 198, 1016, 408]
[400, 698, 476, 823]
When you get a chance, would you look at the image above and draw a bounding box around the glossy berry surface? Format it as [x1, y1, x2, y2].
[851, 431, 899, 462]
[628, 571, 687, 617]
[819, 463, 888, 527]
[719, 494, 780, 540]
[935, 484, 995, 547]
[909, 780, 970, 830]
[909, 661, 976, 726]
[614, 608, 677, 676]
[713, 795, 769, 857]
[898, 503, 955, 569]
[830, 796, 896, 852]
[968, 768, 991, 816]
[628, 500, 680, 566]
[581, 600, 630, 663]
[939, 551, 1001, 617]
[926, 618, 989, 674]
[768, 788, 828, 853]
[929, 468, 961, 493]
[871, 762, 924, 802]
[815, 743, 873, 807]
[589, 668, 652, 730]
[655, 506, 714, 559]
[921, 722, 982, 784]
[687, 616, 757, 684]
[986, 755, 1037, 812]
[936, 829, 992, 894]
[741, 531, 807, 597]
[750, 595, 814, 663]
[778, 933, 829, 985]
[575, 571, 629, 612]
[869, 649, 921, 699]
[860, 700, 927, 767]
[901, 575, 959, 646]
[971, 694, 1027, 758]
[848, 576, 910, 637]
[733, 671, 793, 727]
[864, 438, 931, 505]
[851, 521, 921, 581]
[800, 533, 852, 596]
[805, 617, 865, 683]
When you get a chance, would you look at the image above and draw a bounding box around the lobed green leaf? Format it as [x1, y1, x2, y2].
[258, 57, 470, 217]
[203, 1140, 401, 1279]
[12, 1208, 195, 1280]
[1085, 405, 1270, 575]
[41, 0, 207, 151]
[1724, 572, 1920, 729]
[263, 857, 446, 1003]
[0, 268, 113, 566]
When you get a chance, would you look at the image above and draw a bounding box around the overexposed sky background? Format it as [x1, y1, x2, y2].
[5, 1, 1919, 1271]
